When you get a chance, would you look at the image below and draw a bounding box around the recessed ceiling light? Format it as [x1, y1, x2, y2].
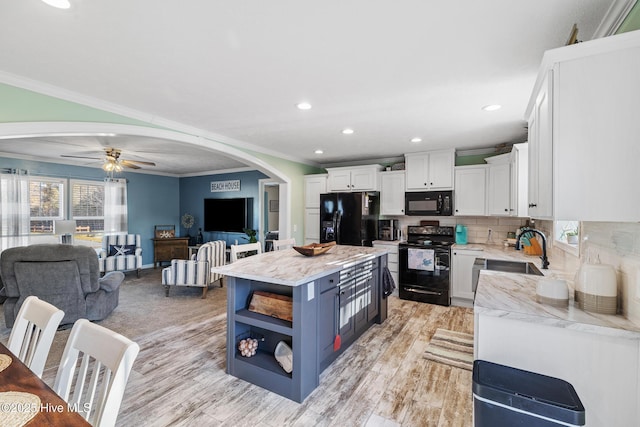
[296, 102, 312, 110]
[342, 128, 354, 135]
[314, 149, 323, 155]
[411, 137, 422, 143]
[482, 104, 502, 111]
[41, 0, 71, 9]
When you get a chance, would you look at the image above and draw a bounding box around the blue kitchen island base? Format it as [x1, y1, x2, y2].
[218, 246, 389, 402]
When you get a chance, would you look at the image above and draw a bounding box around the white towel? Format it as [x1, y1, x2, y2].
[408, 248, 435, 271]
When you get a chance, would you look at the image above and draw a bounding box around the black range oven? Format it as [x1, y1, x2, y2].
[399, 225, 454, 306]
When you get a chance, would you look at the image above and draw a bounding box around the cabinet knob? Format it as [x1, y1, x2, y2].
[529, 203, 537, 208]
[455, 209, 459, 212]
[329, 279, 334, 283]
[430, 182, 433, 186]
[504, 208, 508, 212]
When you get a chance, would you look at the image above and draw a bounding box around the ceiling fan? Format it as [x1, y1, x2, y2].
[61, 148, 156, 171]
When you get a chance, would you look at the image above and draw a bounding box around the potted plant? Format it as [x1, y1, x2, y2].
[242, 228, 258, 243]
[560, 225, 579, 245]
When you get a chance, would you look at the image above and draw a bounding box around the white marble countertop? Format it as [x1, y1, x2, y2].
[212, 245, 389, 287]
[474, 262, 640, 339]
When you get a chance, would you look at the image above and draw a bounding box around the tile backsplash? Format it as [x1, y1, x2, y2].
[394, 215, 530, 243]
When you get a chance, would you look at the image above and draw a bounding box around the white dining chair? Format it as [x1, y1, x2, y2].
[230, 242, 262, 263]
[272, 238, 296, 251]
[7, 296, 64, 378]
[54, 319, 140, 427]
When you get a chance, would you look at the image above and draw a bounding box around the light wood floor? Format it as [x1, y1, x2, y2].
[41, 282, 474, 426]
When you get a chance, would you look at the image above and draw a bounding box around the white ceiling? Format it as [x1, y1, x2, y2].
[0, 0, 616, 175]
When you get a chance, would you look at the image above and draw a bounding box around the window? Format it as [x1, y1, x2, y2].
[71, 179, 105, 234]
[29, 177, 64, 234]
[554, 220, 580, 256]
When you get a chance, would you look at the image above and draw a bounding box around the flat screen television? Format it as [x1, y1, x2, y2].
[204, 198, 253, 232]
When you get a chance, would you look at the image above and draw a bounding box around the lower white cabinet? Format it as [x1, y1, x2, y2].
[372, 242, 399, 295]
[451, 247, 483, 307]
[475, 313, 640, 426]
[304, 209, 320, 245]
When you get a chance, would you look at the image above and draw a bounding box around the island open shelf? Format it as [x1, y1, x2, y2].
[215, 245, 390, 402]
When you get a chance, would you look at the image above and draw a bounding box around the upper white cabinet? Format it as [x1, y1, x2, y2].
[304, 174, 327, 208]
[510, 143, 529, 217]
[454, 166, 487, 216]
[405, 149, 454, 191]
[487, 158, 511, 217]
[379, 171, 405, 215]
[527, 70, 553, 219]
[525, 31, 640, 222]
[326, 165, 381, 192]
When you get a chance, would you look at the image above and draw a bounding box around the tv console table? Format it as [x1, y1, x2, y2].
[152, 237, 189, 268]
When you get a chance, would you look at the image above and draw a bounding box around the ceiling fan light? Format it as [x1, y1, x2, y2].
[102, 162, 113, 172]
[41, 0, 71, 9]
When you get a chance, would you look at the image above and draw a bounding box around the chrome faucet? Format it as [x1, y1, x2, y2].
[516, 228, 550, 269]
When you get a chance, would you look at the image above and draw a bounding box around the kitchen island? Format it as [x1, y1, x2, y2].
[475, 269, 640, 426]
[212, 245, 389, 402]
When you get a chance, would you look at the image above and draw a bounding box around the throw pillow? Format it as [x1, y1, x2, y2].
[108, 244, 136, 257]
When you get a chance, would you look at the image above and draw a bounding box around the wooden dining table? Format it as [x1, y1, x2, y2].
[0, 342, 90, 426]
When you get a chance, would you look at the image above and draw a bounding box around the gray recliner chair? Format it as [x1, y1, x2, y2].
[0, 244, 124, 327]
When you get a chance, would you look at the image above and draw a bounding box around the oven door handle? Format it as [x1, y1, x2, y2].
[404, 287, 443, 296]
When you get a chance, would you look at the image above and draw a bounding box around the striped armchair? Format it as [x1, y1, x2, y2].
[99, 234, 143, 277]
[161, 240, 226, 298]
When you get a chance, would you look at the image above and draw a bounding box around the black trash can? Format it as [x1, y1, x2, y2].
[472, 360, 585, 427]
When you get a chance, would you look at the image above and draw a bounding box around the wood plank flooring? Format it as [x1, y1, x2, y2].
[33, 271, 474, 427]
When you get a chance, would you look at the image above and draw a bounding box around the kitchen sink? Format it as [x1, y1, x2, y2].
[476, 258, 544, 276]
[471, 258, 543, 294]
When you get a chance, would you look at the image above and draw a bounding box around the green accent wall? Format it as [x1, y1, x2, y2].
[617, 2, 640, 34]
[0, 83, 152, 126]
[0, 82, 323, 245]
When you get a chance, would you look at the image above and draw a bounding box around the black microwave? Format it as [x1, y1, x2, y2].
[405, 191, 453, 216]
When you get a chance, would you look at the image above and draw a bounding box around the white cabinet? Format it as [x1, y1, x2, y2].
[525, 31, 640, 221]
[326, 165, 381, 192]
[454, 166, 487, 216]
[304, 174, 327, 209]
[451, 247, 483, 307]
[527, 70, 553, 219]
[510, 143, 529, 217]
[486, 155, 511, 217]
[303, 174, 327, 245]
[405, 149, 454, 191]
[379, 171, 405, 215]
[372, 242, 399, 295]
[304, 210, 320, 245]
[475, 312, 640, 427]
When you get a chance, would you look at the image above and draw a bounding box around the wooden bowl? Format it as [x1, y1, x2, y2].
[293, 241, 336, 257]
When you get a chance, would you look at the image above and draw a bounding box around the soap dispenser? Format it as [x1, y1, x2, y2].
[455, 224, 467, 245]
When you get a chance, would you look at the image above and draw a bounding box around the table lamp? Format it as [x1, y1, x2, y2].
[54, 220, 77, 244]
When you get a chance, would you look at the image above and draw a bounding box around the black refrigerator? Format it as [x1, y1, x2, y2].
[319, 192, 379, 247]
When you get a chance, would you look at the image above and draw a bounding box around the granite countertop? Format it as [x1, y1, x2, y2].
[212, 245, 389, 287]
[474, 253, 640, 339]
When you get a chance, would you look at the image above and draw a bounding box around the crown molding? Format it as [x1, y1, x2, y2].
[0, 71, 319, 169]
[593, 0, 637, 38]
